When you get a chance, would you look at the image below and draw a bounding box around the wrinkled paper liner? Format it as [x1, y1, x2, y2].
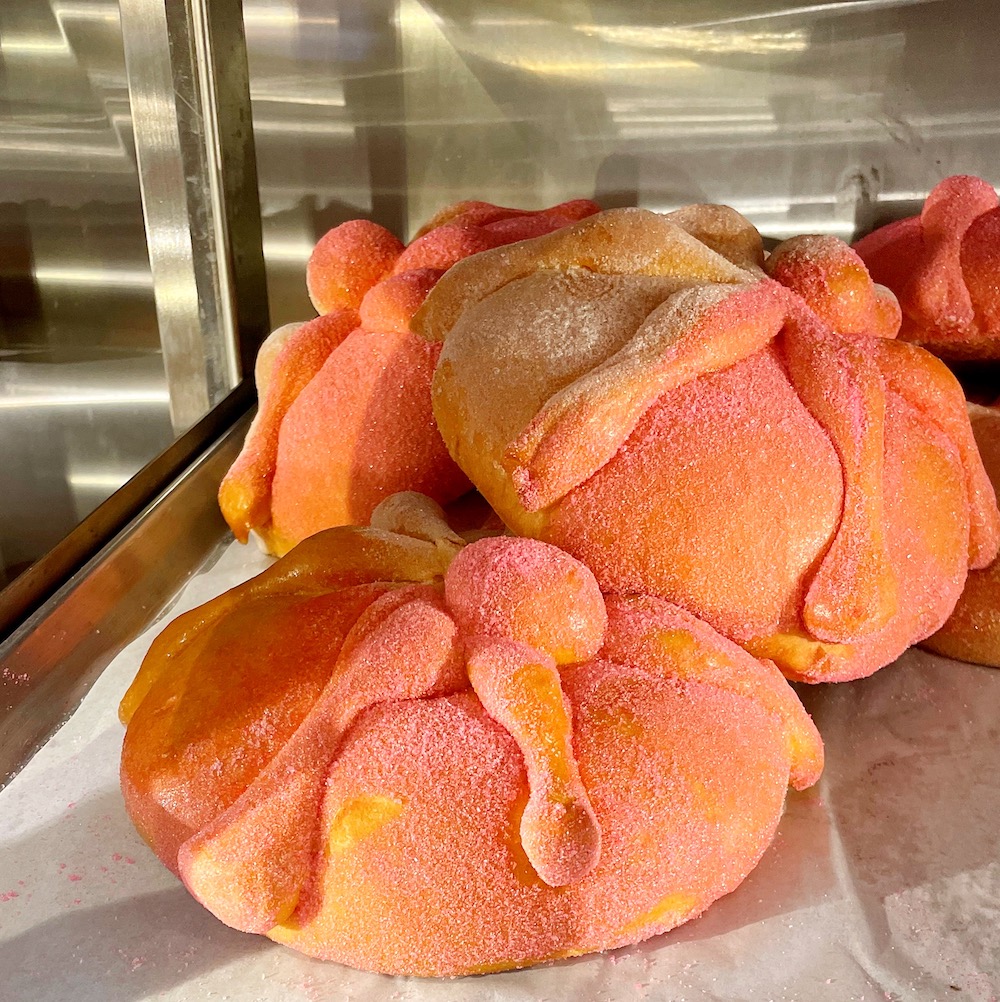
[2, 538, 998, 1001]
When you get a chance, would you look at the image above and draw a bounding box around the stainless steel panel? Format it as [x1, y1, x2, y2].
[243, 0, 1000, 330]
[0, 411, 250, 788]
[0, 353, 172, 588]
[0, 0, 268, 611]
[398, 0, 1000, 236]
[0, 0, 173, 589]
[120, 0, 270, 433]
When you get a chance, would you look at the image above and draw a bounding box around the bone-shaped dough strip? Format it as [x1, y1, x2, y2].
[466, 637, 600, 888]
[780, 303, 898, 643]
[178, 586, 464, 933]
[873, 337, 1000, 567]
[411, 208, 758, 345]
[119, 525, 449, 725]
[506, 280, 789, 511]
[219, 311, 358, 542]
[906, 175, 997, 333]
[600, 594, 823, 791]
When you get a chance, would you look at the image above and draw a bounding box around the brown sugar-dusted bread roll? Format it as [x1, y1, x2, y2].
[413, 207, 1000, 683]
[120, 493, 822, 977]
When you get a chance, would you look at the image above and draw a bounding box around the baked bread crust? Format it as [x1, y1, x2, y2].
[120, 493, 822, 976]
[923, 403, 1000, 665]
[415, 207, 1000, 682]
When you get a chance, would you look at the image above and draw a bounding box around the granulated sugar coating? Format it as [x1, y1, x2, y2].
[220, 197, 602, 556]
[267, 327, 468, 545]
[923, 402, 1000, 665]
[548, 344, 842, 644]
[854, 174, 1000, 359]
[390, 222, 499, 275]
[764, 233, 901, 339]
[306, 219, 403, 314]
[412, 207, 758, 348]
[219, 309, 359, 545]
[421, 204, 1000, 682]
[358, 267, 444, 334]
[444, 536, 607, 663]
[120, 503, 822, 977]
[411, 196, 600, 239]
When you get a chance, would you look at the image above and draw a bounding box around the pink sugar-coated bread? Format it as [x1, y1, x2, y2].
[307, 219, 404, 314]
[922, 402, 1000, 665]
[120, 492, 822, 977]
[414, 206, 1000, 683]
[765, 234, 901, 339]
[853, 174, 1000, 359]
[220, 199, 602, 555]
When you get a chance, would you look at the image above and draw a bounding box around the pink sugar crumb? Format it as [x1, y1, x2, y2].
[112, 853, 122, 861]
[1, 891, 19, 902]
[482, 215, 569, 244]
[68, 874, 82, 882]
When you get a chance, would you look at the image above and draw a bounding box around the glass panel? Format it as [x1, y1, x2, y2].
[0, 0, 173, 589]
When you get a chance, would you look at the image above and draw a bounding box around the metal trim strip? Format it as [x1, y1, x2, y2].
[0, 408, 252, 790]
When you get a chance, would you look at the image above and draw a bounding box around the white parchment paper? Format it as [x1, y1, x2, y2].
[2, 539, 998, 1002]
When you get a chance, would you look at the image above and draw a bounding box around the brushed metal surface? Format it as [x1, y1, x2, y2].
[0, 410, 252, 790]
[0, 0, 175, 589]
[120, 0, 269, 432]
[241, 0, 1000, 337]
[395, 0, 1000, 237]
[0, 353, 173, 589]
[0, 0, 268, 605]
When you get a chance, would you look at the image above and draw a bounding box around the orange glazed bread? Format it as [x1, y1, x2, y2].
[120, 493, 823, 976]
[219, 199, 600, 555]
[853, 174, 1000, 360]
[414, 206, 1000, 683]
[922, 402, 1000, 665]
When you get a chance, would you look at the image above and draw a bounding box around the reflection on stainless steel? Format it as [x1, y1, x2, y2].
[388, 0, 999, 240]
[119, 0, 268, 434]
[0, 355, 173, 587]
[232, 0, 1000, 333]
[243, 0, 406, 325]
[0, 0, 173, 593]
[0, 412, 249, 788]
[231, 0, 980, 323]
